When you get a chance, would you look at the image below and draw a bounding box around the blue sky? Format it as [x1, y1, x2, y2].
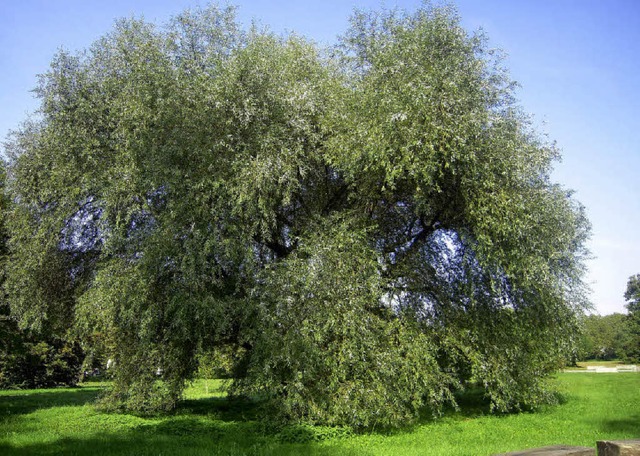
[1, 0, 638, 315]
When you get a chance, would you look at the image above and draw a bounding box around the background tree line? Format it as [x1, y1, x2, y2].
[577, 310, 639, 363]
[573, 274, 640, 364]
[0, 2, 606, 428]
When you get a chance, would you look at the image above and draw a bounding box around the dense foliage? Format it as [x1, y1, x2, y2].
[2, 3, 590, 427]
[575, 277, 640, 364]
[0, 163, 83, 389]
[0, 330, 83, 389]
[577, 313, 629, 361]
[623, 274, 640, 363]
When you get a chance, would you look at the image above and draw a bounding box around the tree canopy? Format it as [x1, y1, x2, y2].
[625, 275, 640, 312]
[623, 274, 640, 362]
[577, 313, 629, 361]
[3, 3, 590, 427]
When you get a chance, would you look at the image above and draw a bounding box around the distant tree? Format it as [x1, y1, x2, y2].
[0, 337, 83, 389]
[578, 313, 629, 361]
[625, 275, 640, 312]
[623, 274, 640, 363]
[3, 3, 590, 427]
[196, 345, 238, 394]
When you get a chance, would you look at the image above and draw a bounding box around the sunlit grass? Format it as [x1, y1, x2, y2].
[1, 373, 638, 455]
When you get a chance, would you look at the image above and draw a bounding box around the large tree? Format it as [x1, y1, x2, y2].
[3, 3, 590, 427]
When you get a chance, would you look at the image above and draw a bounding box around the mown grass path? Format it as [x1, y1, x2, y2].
[1, 374, 638, 455]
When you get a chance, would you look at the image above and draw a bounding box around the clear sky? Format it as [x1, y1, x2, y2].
[1, 1, 638, 315]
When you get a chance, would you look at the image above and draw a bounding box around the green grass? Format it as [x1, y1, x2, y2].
[1, 374, 638, 455]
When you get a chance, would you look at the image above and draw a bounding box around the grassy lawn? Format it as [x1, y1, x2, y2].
[1, 373, 638, 455]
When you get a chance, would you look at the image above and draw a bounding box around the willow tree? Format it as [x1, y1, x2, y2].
[4, 3, 589, 427]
